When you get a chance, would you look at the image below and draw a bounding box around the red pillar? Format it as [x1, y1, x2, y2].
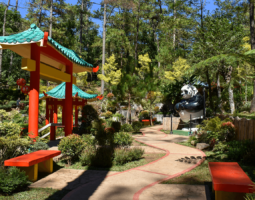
[75, 99, 78, 127]
[50, 99, 57, 141]
[45, 98, 49, 125]
[65, 63, 73, 136]
[28, 43, 40, 139]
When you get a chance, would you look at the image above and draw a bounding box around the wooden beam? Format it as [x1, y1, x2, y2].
[40, 63, 71, 82]
[21, 58, 36, 71]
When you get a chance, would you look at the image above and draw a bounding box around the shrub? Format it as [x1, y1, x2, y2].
[154, 106, 159, 113]
[120, 124, 133, 132]
[0, 109, 10, 121]
[82, 105, 99, 125]
[113, 132, 133, 147]
[107, 93, 114, 98]
[105, 111, 113, 118]
[132, 121, 143, 132]
[79, 145, 96, 166]
[213, 142, 228, 153]
[139, 111, 149, 119]
[82, 134, 97, 146]
[30, 141, 49, 152]
[0, 167, 30, 194]
[105, 127, 115, 134]
[197, 117, 222, 132]
[227, 140, 253, 162]
[0, 135, 30, 166]
[0, 122, 22, 136]
[111, 122, 121, 132]
[113, 147, 144, 165]
[58, 134, 85, 163]
[92, 146, 113, 167]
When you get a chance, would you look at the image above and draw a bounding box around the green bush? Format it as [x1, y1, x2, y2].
[82, 134, 97, 146]
[197, 117, 222, 132]
[105, 111, 113, 118]
[132, 121, 143, 132]
[79, 145, 96, 166]
[227, 140, 253, 161]
[113, 147, 144, 165]
[120, 124, 133, 132]
[0, 167, 30, 194]
[0, 122, 22, 137]
[139, 111, 149, 119]
[154, 106, 159, 113]
[113, 132, 133, 147]
[111, 122, 121, 132]
[0, 135, 30, 166]
[30, 141, 49, 152]
[92, 146, 113, 167]
[0, 109, 10, 121]
[58, 134, 85, 163]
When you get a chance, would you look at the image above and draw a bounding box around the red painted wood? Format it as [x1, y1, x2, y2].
[65, 63, 73, 136]
[4, 150, 61, 167]
[75, 100, 78, 127]
[142, 119, 155, 122]
[209, 162, 255, 193]
[43, 32, 48, 47]
[28, 43, 40, 138]
[45, 98, 49, 125]
[50, 105, 55, 140]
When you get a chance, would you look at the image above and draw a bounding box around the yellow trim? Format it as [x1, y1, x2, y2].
[40, 63, 71, 82]
[18, 164, 38, 182]
[21, 58, 36, 71]
[72, 76, 76, 84]
[38, 158, 53, 173]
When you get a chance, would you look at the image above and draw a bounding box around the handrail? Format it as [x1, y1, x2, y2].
[40, 132, 50, 139]
[38, 123, 62, 133]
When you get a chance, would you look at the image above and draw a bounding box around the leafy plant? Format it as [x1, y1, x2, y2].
[0, 122, 22, 136]
[132, 121, 143, 132]
[120, 124, 133, 132]
[105, 111, 113, 118]
[0, 167, 30, 194]
[113, 147, 144, 165]
[30, 141, 49, 152]
[138, 111, 149, 119]
[154, 106, 159, 113]
[82, 134, 97, 146]
[58, 134, 85, 164]
[0, 109, 10, 121]
[113, 132, 133, 147]
[0, 135, 30, 166]
[79, 145, 96, 166]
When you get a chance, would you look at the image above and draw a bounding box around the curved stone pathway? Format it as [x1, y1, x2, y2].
[61, 125, 206, 200]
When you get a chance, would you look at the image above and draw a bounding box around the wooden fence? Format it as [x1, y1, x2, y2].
[217, 115, 255, 142]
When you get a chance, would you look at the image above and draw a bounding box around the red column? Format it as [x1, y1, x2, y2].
[65, 63, 73, 136]
[75, 99, 78, 127]
[28, 43, 40, 139]
[50, 99, 57, 141]
[45, 98, 49, 125]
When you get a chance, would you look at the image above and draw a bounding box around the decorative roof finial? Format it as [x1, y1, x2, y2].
[30, 24, 37, 29]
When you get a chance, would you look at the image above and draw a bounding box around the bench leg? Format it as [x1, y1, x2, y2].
[38, 158, 53, 173]
[215, 190, 246, 200]
[18, 164, 38, 182]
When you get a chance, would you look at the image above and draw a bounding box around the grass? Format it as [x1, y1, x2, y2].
[161, 130, 190, 136]
[0, 188, 70, 200]
[57, 153, 165, 172]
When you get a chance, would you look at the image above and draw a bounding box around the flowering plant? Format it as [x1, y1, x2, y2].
[107, 93, 114, 98]
[104, 127, 115, 134]
[221, 121, 235, 131]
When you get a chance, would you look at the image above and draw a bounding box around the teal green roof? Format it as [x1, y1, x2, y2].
[0, 24, 93, 68]
[39, 82, 97, 99]
[0, 24, 44, 44]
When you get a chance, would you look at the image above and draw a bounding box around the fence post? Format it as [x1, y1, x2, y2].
[170, 114, 173, 134]
[189, 114, 192, 135]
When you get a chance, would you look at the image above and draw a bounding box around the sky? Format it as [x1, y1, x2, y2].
[0, 0, 218, 35]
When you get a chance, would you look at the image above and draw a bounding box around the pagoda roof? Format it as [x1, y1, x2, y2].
[39, 82, 97, 100]
[0, 24, 93, 72]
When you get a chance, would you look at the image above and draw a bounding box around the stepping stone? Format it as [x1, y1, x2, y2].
[196, 143, 209, 150]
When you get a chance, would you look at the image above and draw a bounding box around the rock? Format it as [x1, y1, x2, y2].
[196, 143, 210, 150]
[191, 140, 196, 146]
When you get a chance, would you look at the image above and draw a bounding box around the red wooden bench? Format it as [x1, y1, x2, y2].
[209, 162, 255, 200]
[142, 119, 155, 125]
[4, 150, 61, 182]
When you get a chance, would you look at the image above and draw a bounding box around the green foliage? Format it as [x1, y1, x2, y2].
[0, 135, 30, 166]
[0, 167, 29, 194]
[113, 132, 133, 147]
[197, 117, 222, 132]
[58, 134, 85, 163]
[120, 124, 133, 132]
[139, 111, 149, 119]
[111, 122, 121, 133]
[132, 121, 143, 132]
[154, 106, 159, 113]
[82, 134, 97, 146]
[79, 145, 96, 166]
[30, 141, 49, 152]
[0, 122, 22, 137]
[105, 111, 113, 118]
[113, 148, 144, 165]
[92, 147, 113, 167]
[213, 142, 228, 154]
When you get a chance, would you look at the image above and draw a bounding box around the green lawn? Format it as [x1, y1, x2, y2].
[0, 188, 70, 200]
[57, 153, 165, 172]
[161, 130, 190, 136]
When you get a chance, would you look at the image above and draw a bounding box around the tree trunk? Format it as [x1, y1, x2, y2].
[250, 0, 255, 112]
[223, 65, 235, 114]
[9, 52, 13, 78]
[16, 0, 18, 11]
[49, 0, 53, 37]
[126, 93, 131, 124]
[101, 3, 106, 95]
[228, 85, 235, 114]
[206, 69, 213, 110]
[216, 72, 224, 113]
[80, 0, 83, 53]
[0, 0, 11, 79]
[38, 0, 43, 28]
[135, 0, 140, 68]
[173, 0, 176, 49]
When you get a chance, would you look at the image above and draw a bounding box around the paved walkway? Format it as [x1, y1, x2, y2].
[31, 125, 207, 200]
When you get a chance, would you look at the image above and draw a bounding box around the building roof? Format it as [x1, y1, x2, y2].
[0, 24, 93, 68]
[39, 82, 98, 100]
